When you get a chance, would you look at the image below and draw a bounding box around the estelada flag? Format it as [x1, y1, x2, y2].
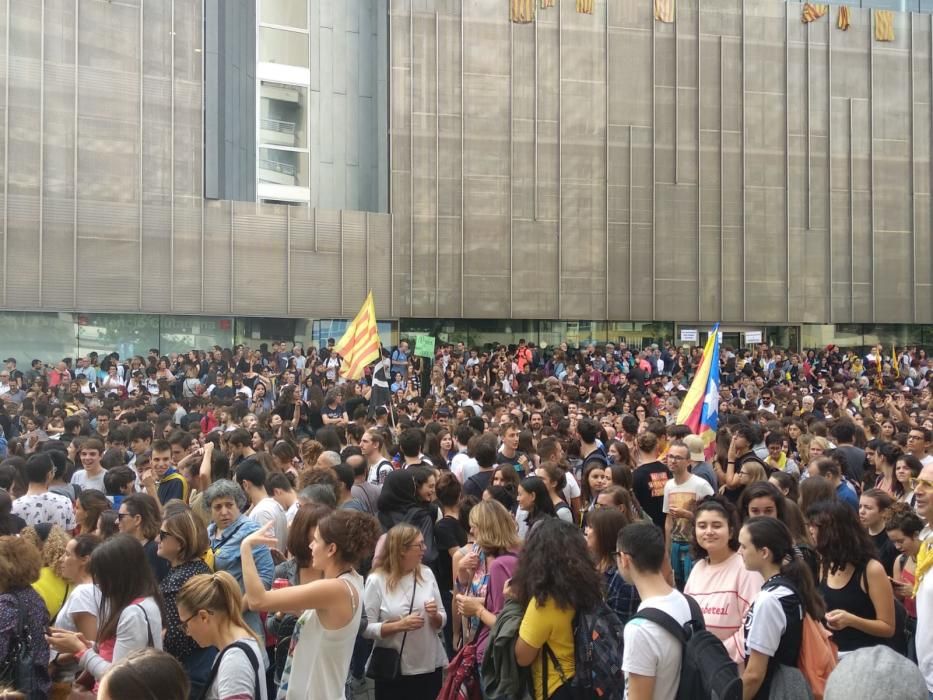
[333, 292, 382, 381]
[676, 324, 721, 450]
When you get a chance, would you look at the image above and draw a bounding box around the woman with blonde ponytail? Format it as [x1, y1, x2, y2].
[176, 571, 267, 700]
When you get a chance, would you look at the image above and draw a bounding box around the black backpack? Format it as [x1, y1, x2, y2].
[632, 594, 742, 700]
[0, 592, 40, 700]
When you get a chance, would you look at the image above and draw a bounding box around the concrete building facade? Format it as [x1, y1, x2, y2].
[0, 0, 930, 357]
[389, 0, 933, 326]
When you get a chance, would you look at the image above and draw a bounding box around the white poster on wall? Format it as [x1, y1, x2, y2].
[679, 329, 698, 343]
[745, 331, 763, 345]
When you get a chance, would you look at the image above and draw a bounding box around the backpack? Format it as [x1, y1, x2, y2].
[632, 594, 742, 700]
[581, 449, 610, 471]
[438, 641, 483, 700]
[0, 592, 40, 700]
[554, 501, 572, 522]
[797, 613, 837, 700]
[768, 575, 837, 700]
[198, 640, 261, 700]
[568, 601, 626, 700]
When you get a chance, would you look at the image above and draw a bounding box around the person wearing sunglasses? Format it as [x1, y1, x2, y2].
[157, 507, 215, 699]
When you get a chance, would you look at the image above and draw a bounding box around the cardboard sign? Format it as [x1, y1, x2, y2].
[414, 335, 436, 358]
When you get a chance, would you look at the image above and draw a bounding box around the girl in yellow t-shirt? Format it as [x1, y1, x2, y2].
[510, 518, 603, 699]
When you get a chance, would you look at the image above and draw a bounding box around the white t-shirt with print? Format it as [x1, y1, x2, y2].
[662, 474, 714, 543]
[743, 583, 796, 658]
[13, 491, 77, 530]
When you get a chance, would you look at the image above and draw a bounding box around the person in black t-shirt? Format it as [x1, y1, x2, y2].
[495, 423, 528, 477]
[465, 438, 498, 500]
[631, 431, 671, 529]
[434, 472, 468, 655]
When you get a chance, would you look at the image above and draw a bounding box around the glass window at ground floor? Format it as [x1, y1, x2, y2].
[0, 313, 930, 366]
[397, 320, 676, 352]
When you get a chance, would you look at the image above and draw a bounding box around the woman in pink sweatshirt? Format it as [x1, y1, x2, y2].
[683, 497, 763, 668]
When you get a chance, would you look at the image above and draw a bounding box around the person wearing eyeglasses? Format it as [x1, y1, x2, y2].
[907, 428, 933, 468]
[662, 442, 714, 590]
[157, 507, 215, 699]
[363, 523, 447, 699]
[176, 571, 268, 700]
[117, 493, 170, 582]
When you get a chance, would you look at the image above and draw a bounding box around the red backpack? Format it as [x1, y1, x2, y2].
[437, 642, 483, 700]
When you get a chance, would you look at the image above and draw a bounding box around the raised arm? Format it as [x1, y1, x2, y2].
[240, 521, 338, 613]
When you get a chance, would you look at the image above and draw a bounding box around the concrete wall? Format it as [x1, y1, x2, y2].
[0, 0, 393, 321]
[204, 0, 257, 202]
[310, 0, 389, 213]
[389, 0, 933, 324]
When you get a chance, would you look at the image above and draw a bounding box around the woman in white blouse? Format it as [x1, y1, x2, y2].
[363, 523, 448, 700]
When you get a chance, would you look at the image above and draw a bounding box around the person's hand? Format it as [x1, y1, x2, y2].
[517, 454, 528, 468]
[242, 520, 278, 550]
[824, 609, 851, 631]
[727, 436, 738, 462]
[140, 468, 156, 490]
[455, 594, 484, 617]
[204, 441, 214, 455]
[46, 628, 90, 655]
[397, 613, 425, 631]
[424, 599, 439, 617]
[460, 551, 480, 573]
[891, 579, 913, 598]
[668, 506, 690, 519]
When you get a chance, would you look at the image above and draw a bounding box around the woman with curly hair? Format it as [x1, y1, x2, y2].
[239, 509, 382, 700]
[0, 535, 51, 698]
[20, 523, 70, 620]
[806, 499, 896, 655]
[511, 518, 603, 700]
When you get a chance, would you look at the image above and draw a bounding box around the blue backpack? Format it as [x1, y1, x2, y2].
[544, 600, 625, 700]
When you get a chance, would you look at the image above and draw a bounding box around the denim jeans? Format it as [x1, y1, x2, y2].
[671, 540, 694, 590]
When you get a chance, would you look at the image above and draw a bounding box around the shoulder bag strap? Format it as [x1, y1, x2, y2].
[396, 578, 418, 664]
[211, 520, 246, 553]
[11, 591, 26, 641]
[541, 642, 569, 700]
[134, 603, 154, 647]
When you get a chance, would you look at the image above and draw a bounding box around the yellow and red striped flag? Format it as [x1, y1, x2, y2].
[333, 292, 382, 381]
[654, 0, 675, 23]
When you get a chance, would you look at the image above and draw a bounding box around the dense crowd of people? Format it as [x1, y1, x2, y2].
[0, 337, 930, 700]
